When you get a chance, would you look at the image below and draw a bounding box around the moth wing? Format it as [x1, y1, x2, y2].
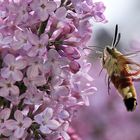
[113, 50, 140, 78]
[83, 46, 103, 59]
[122, 50, 140, 58]
[117, 50, 140, 68]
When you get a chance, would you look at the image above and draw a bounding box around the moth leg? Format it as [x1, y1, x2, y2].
[99, 67, 104, 76]
[102, 49, 106, 64]
[99, 49, 106, 76]
[107, 76, 111, 95]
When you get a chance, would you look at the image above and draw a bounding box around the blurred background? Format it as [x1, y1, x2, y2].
[71, 0, 140, 140]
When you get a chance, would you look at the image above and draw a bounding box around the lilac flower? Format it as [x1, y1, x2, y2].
[5, 110, 32, 139]
[26, 57, 45, 78]
[0, 108, 11, 127]
[1, 54, 27, 81]
[34, 107, 60, 134]
[14, 2, 29, 24]
[70, 60, 97, 106]
[23, 86, 43, 105]
[92, 2, 107, 22]
[56, 122, 70, 140]
[73, 60, 94, 82]
[27, 32, 49, 57]
[0, 78, 19, 97]
[50, 76, 70, 99]
[44, 49, 68, 75]
[0, 108, 15, 137]
[30, 0, 57, 21]
[12, 30, 32, 50]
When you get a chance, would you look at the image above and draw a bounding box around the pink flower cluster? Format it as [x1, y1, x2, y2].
[0, 0, 106, 139]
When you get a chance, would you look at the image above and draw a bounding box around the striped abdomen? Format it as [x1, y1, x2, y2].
[111, 73, 137, 111]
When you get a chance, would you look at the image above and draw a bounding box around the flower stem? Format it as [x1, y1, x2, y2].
[37, 16, 50, 36]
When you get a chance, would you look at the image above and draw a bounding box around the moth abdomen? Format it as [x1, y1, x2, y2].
[111, 74, 132, 89]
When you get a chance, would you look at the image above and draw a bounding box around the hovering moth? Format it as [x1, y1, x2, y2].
[102, 25, 140, 111]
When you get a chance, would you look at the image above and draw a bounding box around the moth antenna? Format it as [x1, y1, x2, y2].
[114, 33, 121, 47]
[112, 24, 118, 46]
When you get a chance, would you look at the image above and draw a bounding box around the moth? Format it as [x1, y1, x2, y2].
[102, 25, 140, 111]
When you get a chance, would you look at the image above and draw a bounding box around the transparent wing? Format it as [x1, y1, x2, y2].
[116, 50, 140, 70]
[119, 50, 140, 64]
[83, 46, 103, 59]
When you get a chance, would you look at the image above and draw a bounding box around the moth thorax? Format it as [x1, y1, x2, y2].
[123, 98, 137, 111]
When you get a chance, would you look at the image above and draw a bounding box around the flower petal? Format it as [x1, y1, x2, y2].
[46, 120, 60, 130]
[12, 70, 23, 81]
[46, 1, 57, 13]
[0, 108, 11, 120]
[28, 46, 38, 57]
[33, 75, 47, 86]
[0, 87, 9, 97]
[3, 54, 15, 66]
[10, 85, 19, 96]
[27, 65, 39, 78]
[61, 131, 70, 140]
[34, 114, 43, 124]
[48, 49, 59, 60]
[14, 110, 23, 122]
[14, 127, 24, 138]
[14, 59, 27, 69]
[40, 125, 52, 134]
[40, 34, 48, 45]
[55, 7, 67, 19]
[22, 117, 32, 128]
[44, 108, 53, 121]
[5, 120, 18, 130]
[1, 68, 11, 79]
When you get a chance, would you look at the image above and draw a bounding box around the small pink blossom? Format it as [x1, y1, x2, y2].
[12, 30, 32, 50]
[30, 0, 57, 21]
[0, 108, 12, 137]
[0, 108, 11, 122]
[92, 2, 107, 22]
[1, 54, 27, 81]
[14, 2, 29, 24]
[44, 49, 68, 75]
[5, 110, 32, 139]
[34, 107, 60, 134]
[26, 57, 45, 78]
[0, 78, 19, 97]
[56, 122, 70, 140]
[27, 32, 49, 57]
[24, 86, 43, 105]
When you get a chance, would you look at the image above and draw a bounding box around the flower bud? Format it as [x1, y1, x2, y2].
[69, 60, 80, 74]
